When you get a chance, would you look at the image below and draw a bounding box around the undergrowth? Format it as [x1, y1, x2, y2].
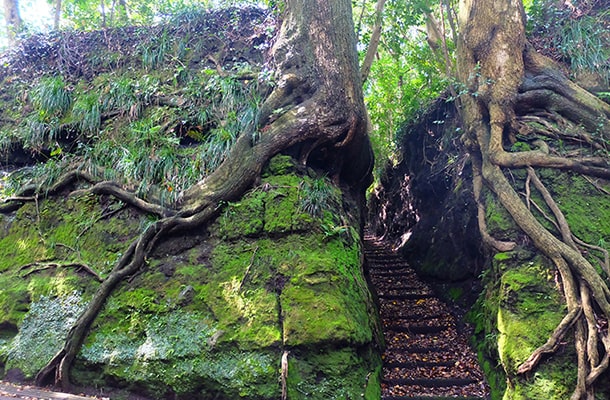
[3, 64, 264, 204]
[527, 0, 609, 85]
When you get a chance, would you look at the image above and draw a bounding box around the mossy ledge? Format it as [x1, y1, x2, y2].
[0, 155, 382, 399]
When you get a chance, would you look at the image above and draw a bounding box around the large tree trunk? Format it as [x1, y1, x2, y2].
[3, 0, 21, 46]
[456, 0, 610, 398]
[54, 0, 61, 30]
[181, 0, 373, 217]
[35, 0, 373, 390]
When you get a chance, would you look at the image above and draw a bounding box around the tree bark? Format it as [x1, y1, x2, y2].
[360, 0, 386, 83]
[54, 0, 61, 30]
[3, 0, 21, 46]
[100, 0, 106, 28]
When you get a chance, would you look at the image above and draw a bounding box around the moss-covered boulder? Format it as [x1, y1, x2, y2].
[0, 156, 381, 399]
[470, 250, 583, 399]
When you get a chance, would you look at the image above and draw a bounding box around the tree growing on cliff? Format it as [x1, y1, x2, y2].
[4, 0, 373, 390]
[0, 0, 608, 397]
[456, 0, 609, 398]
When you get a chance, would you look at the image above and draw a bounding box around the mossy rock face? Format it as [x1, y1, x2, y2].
[496, 256, 570, 397]
[286, 347, 381, 400]
[485, 190, 520, 241]
[469, 251, 575, 400]
[0, 194, 141, 378]
[0, 156, 381, 399]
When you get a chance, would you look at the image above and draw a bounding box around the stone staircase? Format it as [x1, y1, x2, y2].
[364, 237, 490, 400]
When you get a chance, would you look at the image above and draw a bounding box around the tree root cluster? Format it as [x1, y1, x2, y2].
[476, 82, 609, 400]
[0, 0, 373, 391]
[458, 4, 610, 393]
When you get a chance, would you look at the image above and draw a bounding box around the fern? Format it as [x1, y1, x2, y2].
[72, 92, 102, 135]
[31, 76, 72, 117]
[299, 177, 340, 218]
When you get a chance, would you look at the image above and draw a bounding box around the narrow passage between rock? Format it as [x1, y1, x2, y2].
[364, 236, 491, 400]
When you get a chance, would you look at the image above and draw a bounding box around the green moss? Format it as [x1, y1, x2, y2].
[0, 204, 49, 272]
[0, 195, 139, 277]
[506, 351, 575, 400]
[364, 363, 383, 399]
[78, 252, 282, 397]
[485, 191, 519, 239]
[552, 173, 610, 248]
[217, 172, 315, 237]
[494, 252, 511, 261]
[79, 310, 280, 399]
[217, 191, 265, 239]
[262, 174, 314, 234]
[262, 154, 296, 177]
[194, 240, 280, 348]
[280, 244, 373, 345]
[221, 234, 372, 346]
[120, 287, 171, 314]
[286, 347, 380, 400]
[472, 260, 571, 400]
[0, 268, 94, 329]
[0, 280, 30, 327]
[203, 233, 373, 348]
[0, 194, 140, 374]
[497, 258, 565, 373]
[479, 356, 507, 400]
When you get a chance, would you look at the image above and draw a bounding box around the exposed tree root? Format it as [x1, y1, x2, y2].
[280, 350, 289, 400]
[19, 261, 103, 282]
[517, 307, 582, 375]
[30, 0, 373, 390]
[35, 199, 221, 388]
[1, 170, 174, 217]
[518, 113, 608, 153]
[457, 1, 610, 397]
[72, 180, 174, 217]
[472, 159, 516, 252]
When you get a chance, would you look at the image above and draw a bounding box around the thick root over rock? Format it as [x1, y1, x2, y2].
[457, 1, 610, 398]
[27, 0, 374, 390]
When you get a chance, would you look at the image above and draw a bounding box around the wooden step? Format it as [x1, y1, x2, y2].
[384, 324, 451, 334]
[378, 293, 436, 300]
[383, 378, 479, 387]
[364, 238, 490, 399]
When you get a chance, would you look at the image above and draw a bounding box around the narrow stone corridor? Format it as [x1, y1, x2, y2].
[364, 236, 490, 400]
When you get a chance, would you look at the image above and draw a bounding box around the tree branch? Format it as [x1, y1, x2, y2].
[360, 0, 386, 83]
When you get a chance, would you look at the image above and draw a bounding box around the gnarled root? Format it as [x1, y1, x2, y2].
[1, 170, 174, 217]
[517, 307, 582, 375]
[33, 76, 370, 390]
[35, 203, 219, 388]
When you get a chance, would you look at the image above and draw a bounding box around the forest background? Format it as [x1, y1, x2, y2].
[1, 0, 608, 183]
